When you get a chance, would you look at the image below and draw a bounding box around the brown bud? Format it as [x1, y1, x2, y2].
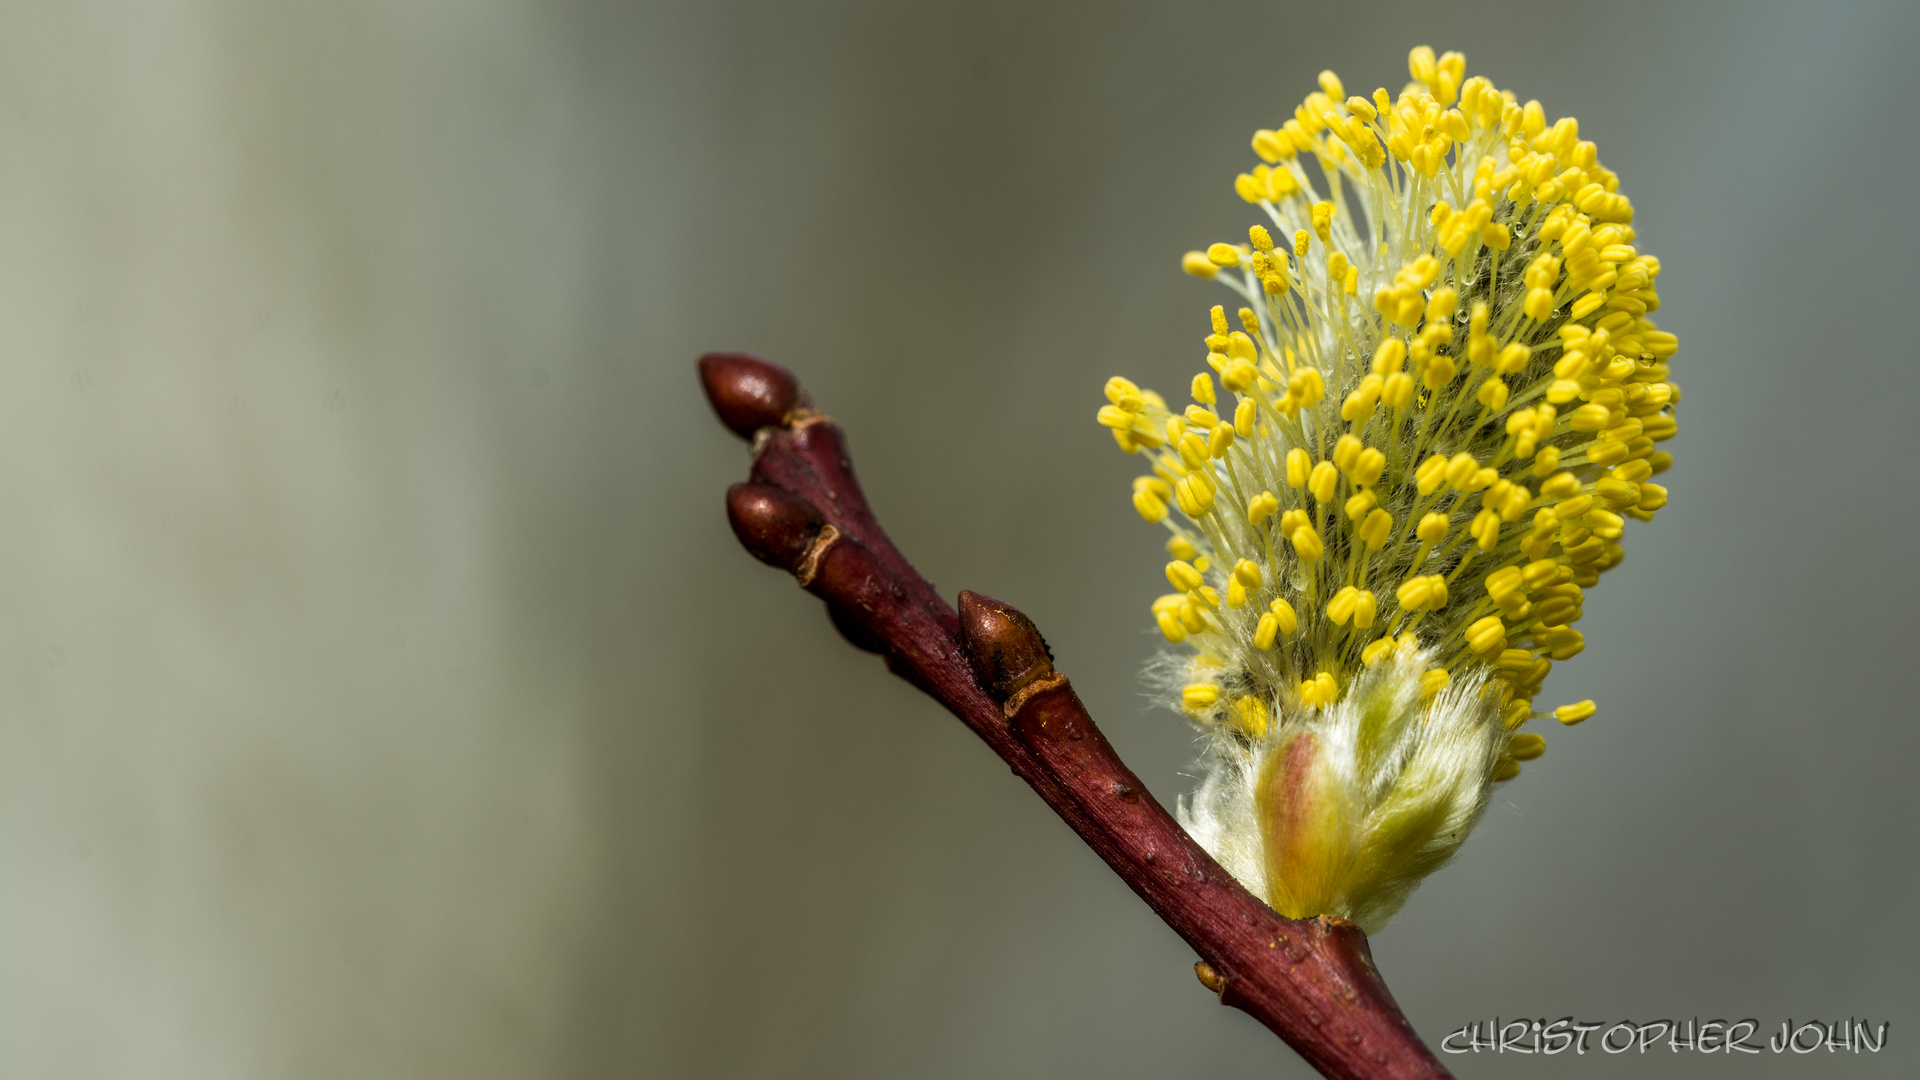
[1194, 960, 1226, 995]
[698, 352, 801, 439]
[957, 591, 1055, 701]
[726, 483, 823, 572]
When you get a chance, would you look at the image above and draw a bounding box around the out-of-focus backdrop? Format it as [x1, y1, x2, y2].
[4, 1, 1917, 1077]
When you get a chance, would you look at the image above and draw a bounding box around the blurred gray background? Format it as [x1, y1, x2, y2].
[4, 0, 1916, 1077]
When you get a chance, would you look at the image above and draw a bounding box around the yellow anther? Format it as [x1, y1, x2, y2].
[1301, 460, 1337, 506]
[1507, 732, 1546, 761]
[1311, 201, 1335, 242]
[1234, 399, 1256, 437]
[1477, 379, 1509, 411]
[1326, 586, 1357, 625]
[1351, 591, 1382, 626]
[1096, 405, 1135, 429]
[1289, 523, 1325, 561]
[1593, 476, 1638, 507]
[1416, 512, 1449, 543]
[1539, 471, 1581, 500]
[1154, 609, 1186, 643]
[1501, 698, 1533, 731]
[1182, 683, 1221, 712]
[1293, 229, 1311, 256]
[1371, 338, 1407, 376]
[1344, 488, 1376, 521]
[1287, 367, 1325, 407]
[1444, 451, 1479, 489]
[1353, 448, 1386, 486]
[1407, 45, 1436, 83]
[1382, 373, 1415, 408]
[1499, 483, 1532, 522]
[1555, 699, 1597, 725]
[1285, 447, 1311, 488]
[1184, 404, 1218, 429]
[1302, 671, 1339, 708]
[1133, 487, 1168, 522]
[1182, 251, 1219, 278]
[1249, 225, 1275, 253]
[1536, 622, 1582, 657]
[1209, 305, 1229, 335]
[1179, 596, 1209, 633]
[1166, 536, 1198, 562]
[1419, 667, 1451, 702]
[1270, 597, 1298, 632]
[1177, 432, 1209, 469]
[1279, 508, 1307, 538]
[1340, 374, 1383, 421]
[1533, 445, 1562, 476]
[1193, 584, 1220, 610]
[1491, 756, 1521, 782]
[1553, 494, 1595, 520]
[1484, 565, 1525, 602]
[1395, 575, 1430, 610]
[1344, 95, 1377, 123]
[1226, 576, 1248, 609]
[1358, 508, 1393, 549]
[1518, 99, 1546, 137]
[1231, 558, 1262, 589]
[1415, 454, 1449, 495]
[1246, 490, 1280, 526]
[1570, 292, 1607, 319]
[1493, 342, 1531, 375]
[1174, 472, 1216, 515]
[1318, 69, 1345, 100]
[1226, 331, 1258, 363]
[1361, 637, 1396, 666]
[1326, 250, 1351, 287]
[1466, 614, 1507, 656]
[1469, 508, 1501, 550]
[1208, 424, 1235, 458]
[1166, 560, 1204, 593]
[1190, 372, 1217, 406]
[1207, 243, 1242, 267]
[1231, 695, 1270, 739]
[1331, 434, 1362, 473]
[1222, 359, 1259, 393]
[1104, 376, 1143, 408]
[1568, 403, 1610, 432]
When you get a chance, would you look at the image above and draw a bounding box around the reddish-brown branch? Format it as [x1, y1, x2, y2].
[702, 352, 1451, 1080]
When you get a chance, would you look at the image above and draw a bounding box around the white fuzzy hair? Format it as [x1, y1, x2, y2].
[1171, 643, 1505, 933]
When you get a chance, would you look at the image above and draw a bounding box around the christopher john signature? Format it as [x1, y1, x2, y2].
[1441, 1018, 1889, 1055]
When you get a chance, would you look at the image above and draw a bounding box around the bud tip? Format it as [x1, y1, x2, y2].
[698, 352, 801, 439]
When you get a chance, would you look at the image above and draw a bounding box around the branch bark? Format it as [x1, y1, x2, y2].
[700, 352, 1452, 1080]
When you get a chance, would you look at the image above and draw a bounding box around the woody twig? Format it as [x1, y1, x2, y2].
[700, 352, 1451, 1080]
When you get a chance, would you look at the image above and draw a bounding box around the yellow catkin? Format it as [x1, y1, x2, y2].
[1091, 46, 1678, 807]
